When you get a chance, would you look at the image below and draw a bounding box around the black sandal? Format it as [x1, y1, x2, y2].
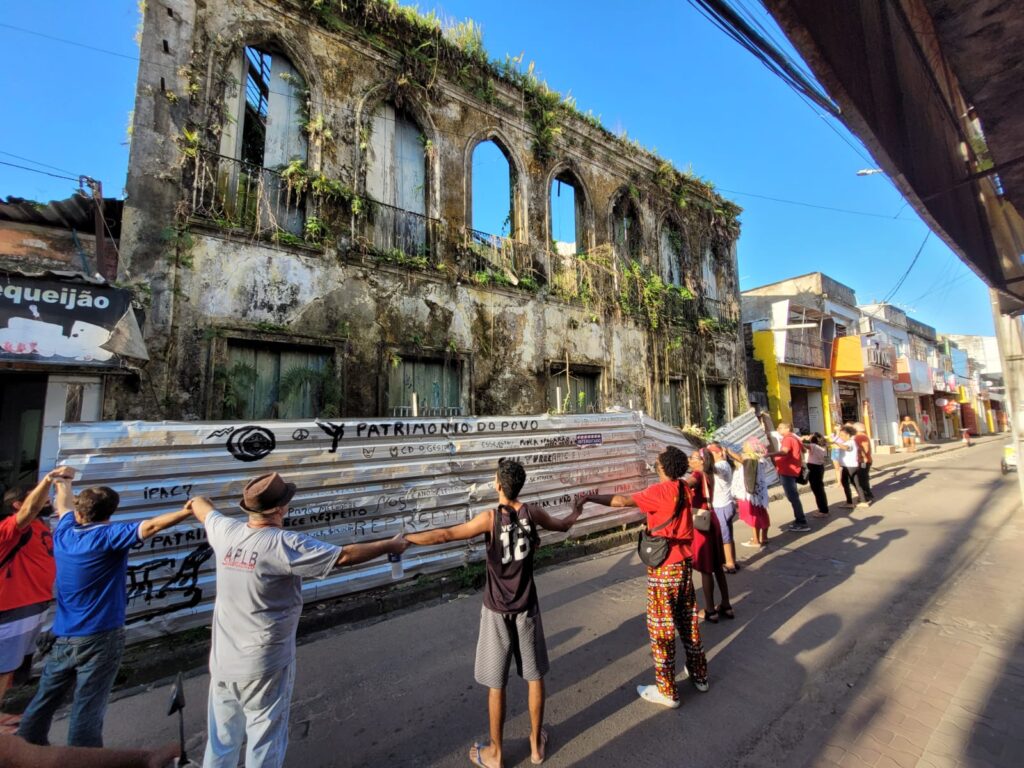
[717, 605, 735, 620]
[699, 608, 719, 623]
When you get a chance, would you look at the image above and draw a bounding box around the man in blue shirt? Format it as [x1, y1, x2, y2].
[17, 471, 194, 747]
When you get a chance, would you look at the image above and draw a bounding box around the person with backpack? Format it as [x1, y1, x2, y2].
[405, 458, 583, 767]
[576, 446, 709, 708]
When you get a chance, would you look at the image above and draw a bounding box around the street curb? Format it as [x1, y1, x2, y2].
[1, 525, 643, 712]
[766, 435, 1001, 504]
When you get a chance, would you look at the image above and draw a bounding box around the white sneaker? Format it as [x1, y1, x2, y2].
[637, 684, 680, 708]
[693, 678, 710, 693]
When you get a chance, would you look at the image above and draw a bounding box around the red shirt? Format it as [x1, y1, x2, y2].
[0, 515, 56, 612]
[853, 433, 872, 463]
[773, 434, 803, 477]
[633, 480, 693, 562]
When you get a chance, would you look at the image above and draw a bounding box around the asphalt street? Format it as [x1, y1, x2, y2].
[52, 439, 1020, 767]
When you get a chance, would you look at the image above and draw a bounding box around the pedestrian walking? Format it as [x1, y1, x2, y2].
[803, 433, 830, 518]
[687, 450, 733, 623]
[828, 426, 846, 478]
[17, 471, 194, 748]
[707, 442, 739, 573]
[576, 446, 708, 709]
[186, 472, 409, 768]
[0, 470, 68, 711]
[734, 440, 771, 549]
[769, 423, 810, 532]
[900, 415, 923, 452]
[853, 423, 875, 504]
[834, 426, 864, 508]
[406, 458, 583, 766]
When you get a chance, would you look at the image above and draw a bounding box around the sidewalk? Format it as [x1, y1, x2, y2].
[809, 460, 1024, 768]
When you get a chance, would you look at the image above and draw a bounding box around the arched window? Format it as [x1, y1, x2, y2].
[216, 44, 308, 235]
[610, 192, 641, 267]
[659, 222, 684, 287]
[470, 140, 514, 239]
[702, 246, 720, 301]
[550, 171, 585, 256]
[365, 104, 427, 253]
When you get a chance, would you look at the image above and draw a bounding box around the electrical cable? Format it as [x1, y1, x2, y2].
[0, 160, 81, 183]
[0, 150, 79, 177]
[881, 230, 931, 303]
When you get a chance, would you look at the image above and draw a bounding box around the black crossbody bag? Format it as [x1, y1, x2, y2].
[637, 512, 680, 568]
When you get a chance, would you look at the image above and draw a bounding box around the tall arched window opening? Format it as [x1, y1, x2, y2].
[471, 140, 514, 239]
[365, 104, 427, 255]
[209, 44, 308, 235]
[611, 193, 642, 268]
[550, 173, 584, 257]
[659, 223, 683, 287]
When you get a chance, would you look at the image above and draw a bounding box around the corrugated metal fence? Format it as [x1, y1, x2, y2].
[58, 411, 713, 642]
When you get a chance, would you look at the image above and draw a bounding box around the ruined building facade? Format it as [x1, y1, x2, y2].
[116, 0, 744, 426]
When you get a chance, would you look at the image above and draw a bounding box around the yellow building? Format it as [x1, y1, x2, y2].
[752, 328, 835, 436]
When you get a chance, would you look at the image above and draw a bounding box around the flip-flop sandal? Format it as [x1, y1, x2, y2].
[469, 742, 490, 767]
[724, 566, 738, 574]
[531, 728, 549, 765]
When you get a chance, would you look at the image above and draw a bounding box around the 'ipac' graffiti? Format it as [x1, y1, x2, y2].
[125, 544, 214, 624]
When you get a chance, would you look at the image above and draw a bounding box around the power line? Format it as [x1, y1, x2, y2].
[882, 230, 931, 303]
[0, 21, 141, 62]
[717, 188, 908, 220]
[0, 160, 80, 183]
[0, 150, 79, 177]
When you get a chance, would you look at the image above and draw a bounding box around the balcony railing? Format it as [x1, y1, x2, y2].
[701, 297, 738, 323]
[187, 150, 304, 237]
[785, 335, 829, 368]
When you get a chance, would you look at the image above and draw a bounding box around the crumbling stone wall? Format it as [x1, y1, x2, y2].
[114, 0, 745, 426]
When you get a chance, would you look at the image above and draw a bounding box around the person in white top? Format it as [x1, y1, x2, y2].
[187, 472, 409, 768]
[833, 426, 866, 508]
[708, 443, 739, 573]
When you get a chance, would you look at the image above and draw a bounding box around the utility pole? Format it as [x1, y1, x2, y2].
[80, 176, 115, 280]
[990, 288, 1024, 505]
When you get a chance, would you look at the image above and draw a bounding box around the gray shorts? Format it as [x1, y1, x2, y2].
[474, 605, 549, 689]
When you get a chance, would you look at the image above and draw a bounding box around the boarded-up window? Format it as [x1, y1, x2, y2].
[224, 342, 332, 419]
[611, 193, 641, 267]
[659, 225, 683, 287]
[702, 247, 719, 301]
[549, 367, 600, 414]
[702, 383, 728, 428]
[367, 105, 426, 214]
[387, 358, 461, 415]
[665, 380, 685, 427]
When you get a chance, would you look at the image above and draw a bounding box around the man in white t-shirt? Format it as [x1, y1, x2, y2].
[187, 473, 408, 768]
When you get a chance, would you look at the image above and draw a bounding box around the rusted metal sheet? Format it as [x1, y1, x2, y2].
[58, 411, 695, 641]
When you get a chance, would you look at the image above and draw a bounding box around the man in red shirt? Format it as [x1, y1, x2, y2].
[853, 423, 875, 504]
[0, 468, 72, 706]
[769, 422, 810, 532]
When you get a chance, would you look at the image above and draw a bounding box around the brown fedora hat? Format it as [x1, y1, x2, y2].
[239, 472, 297, 513]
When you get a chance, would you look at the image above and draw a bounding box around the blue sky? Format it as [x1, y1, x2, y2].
[0, 1, 994, 336]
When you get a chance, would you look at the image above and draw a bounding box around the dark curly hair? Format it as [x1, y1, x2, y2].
[657, 446, 688, 480]
[496, 457, 526, 500]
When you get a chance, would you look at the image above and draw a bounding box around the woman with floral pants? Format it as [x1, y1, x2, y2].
[576, 445, 709, 707]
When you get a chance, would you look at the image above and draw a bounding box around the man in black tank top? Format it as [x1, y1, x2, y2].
[406, 458, 584, 767]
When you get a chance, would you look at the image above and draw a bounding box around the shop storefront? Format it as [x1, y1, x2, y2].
[0, 271, 146, 494]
